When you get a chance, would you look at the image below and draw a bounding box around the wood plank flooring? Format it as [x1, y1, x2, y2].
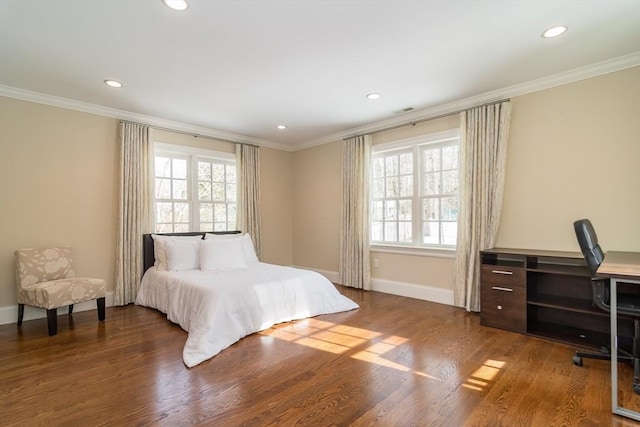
[1, 287, 639, 426]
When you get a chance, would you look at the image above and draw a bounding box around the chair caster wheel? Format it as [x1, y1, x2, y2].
[633, 384, 640, 395]
[573, 356, 583, 366]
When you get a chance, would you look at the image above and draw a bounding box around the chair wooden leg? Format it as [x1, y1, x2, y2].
[17, 304, 24, 326]
[97, 297, 106, 321]
[47, 308, 57, 336]
[68, 304, 74, 315]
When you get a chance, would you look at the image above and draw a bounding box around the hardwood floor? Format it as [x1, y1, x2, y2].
[1, 287, 638, 426]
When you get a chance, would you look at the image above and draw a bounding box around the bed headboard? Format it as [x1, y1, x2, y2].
[142, 231, 241, 273]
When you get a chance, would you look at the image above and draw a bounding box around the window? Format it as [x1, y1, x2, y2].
[371, 130, 460, 249]
[154, 143, 236, 233]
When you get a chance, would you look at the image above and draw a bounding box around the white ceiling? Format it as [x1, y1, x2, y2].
[1, 1, 639, 150]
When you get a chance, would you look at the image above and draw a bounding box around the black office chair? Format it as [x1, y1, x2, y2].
[572, 218, 640, 394]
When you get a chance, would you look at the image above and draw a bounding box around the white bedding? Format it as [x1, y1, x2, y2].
[135, 263, 359, 367]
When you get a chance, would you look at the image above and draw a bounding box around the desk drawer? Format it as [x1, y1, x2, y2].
[481, 282, 526, 333]
[481, 265, 525, 287]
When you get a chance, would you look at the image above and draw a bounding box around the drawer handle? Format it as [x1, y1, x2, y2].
[492, 286, 514, 292]
[491, 270, 513, 275]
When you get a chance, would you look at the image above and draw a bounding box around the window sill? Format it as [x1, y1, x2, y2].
[370, 244, 456, 259]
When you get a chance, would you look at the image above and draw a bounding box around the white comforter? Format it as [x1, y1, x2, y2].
[135, 263, 359, 367]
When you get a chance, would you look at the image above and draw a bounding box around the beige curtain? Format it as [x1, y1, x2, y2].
[340, 135, 372, 290]
[114, 122, 153, 305]
[236, 144, 262, 259]
[454, 101, 512, 312]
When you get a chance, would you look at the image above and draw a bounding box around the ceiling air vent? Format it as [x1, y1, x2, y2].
[392, 107, 414, 114]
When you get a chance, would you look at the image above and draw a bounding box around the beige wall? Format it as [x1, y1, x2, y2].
[1, 66, 638, 310]
[0, 97, 119, 307]
[292, 141, 342, 272]
[0, 97, 293, 311]
[291, 66, 640, 293]
[497, 67, 640, 252]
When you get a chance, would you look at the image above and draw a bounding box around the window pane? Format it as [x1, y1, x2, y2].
[175, 223, 189, 232]
[214, 222, 227, 231]
[442, 170, 458, 194]
[228, 220, 237, 231]
[156, 223, 172, 233]
[156, 202, 173, 223]
[372, 158, 385, 178]
[226, 184, 237, 202]
[198, 162, 211, 181]
[423, 222, 440, 244]
[441, 197, 458, 221]
[399, 221, 412, 243]
[174, 203, 189, 223]
[398, 200, 412, 220]
[155, 157, 171, 178]
[423, 149, 440, 172]
[200, 203, 213, 222]
[198, 182, 211, 201]
[212, 164, 225, 182]
[200, 222, 213, 232]
[226, 164, 237, 183]
[442, 146, 458, 170]
[372, 221, 383, 241]
[423, 198, 439, 221]
[384, 222, 397, 242]
[228, 203, 237, 221]
[373, 178, 385, 198]
[172, 179, 188, 199]
[442, 222, 457, 245]
[172, 159, 187, 179]
[156, 178, 171, 199]
[424, 172, 440, 195]
[386, 177, 398, 198]
[399, 175, 413, 197]
[372, 201, 383, 221]
[384, 200, 397, 220]
[399, 153, 413, 175]
[212, 183, 225, 201]
[214, 204, 227, 222]
[385, 156, 398, 176]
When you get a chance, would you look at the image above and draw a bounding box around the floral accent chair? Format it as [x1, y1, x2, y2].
[15, 247, 106, 336]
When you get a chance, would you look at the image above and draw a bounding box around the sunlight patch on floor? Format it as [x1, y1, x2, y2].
[462, 359, 507, 391]
[260, 320, 438, 379]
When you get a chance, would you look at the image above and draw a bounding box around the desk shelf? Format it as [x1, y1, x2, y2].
[480, 248, 608, 349]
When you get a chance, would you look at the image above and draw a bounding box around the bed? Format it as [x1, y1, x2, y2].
[135, 232, 359, 367]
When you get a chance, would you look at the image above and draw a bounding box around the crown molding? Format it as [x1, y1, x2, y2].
[293, 52, 640, 151]
[1, 52, 637, 153]
[0, 85, 293, 152]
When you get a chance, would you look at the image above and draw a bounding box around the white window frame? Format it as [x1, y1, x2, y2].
[370, 129, 460, 256]
[153, 142, 237, 233]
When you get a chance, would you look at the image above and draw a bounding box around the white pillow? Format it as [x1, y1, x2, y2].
[205, 233, 259, 265]
[164, 238, 201, 271]
[200, 238, 248, 272]
[151, 234, 203, 271]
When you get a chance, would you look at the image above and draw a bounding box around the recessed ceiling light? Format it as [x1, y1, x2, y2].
[276, 125, 287, 130]
[162, 0, 188, 11]
[367, 93, 381, 100]
[542, 25, 567, 38]
[104, 79, 123, 88]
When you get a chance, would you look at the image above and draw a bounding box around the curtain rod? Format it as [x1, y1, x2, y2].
[358, 98, 511, 138]
[119, 120, 258, 147]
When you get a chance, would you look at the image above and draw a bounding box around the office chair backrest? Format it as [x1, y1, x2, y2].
[573, 219, 604, 278]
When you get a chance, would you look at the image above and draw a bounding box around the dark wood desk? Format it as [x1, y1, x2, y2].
[597, 251, 640, 421]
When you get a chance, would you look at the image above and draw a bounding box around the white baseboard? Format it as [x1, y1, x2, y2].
[292, 265, 454, 306]
[0, 292, 115, 325]
[370, 278, 454, 306]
